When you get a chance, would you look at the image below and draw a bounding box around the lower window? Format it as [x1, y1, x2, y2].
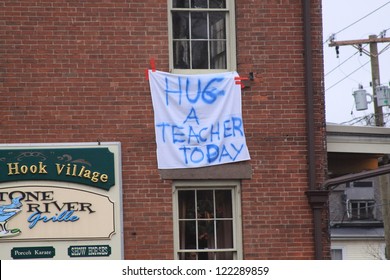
[330, 248, 343, 260]
[173, 180, 242, 260]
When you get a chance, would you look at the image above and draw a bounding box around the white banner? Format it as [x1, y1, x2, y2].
[149, 70, 250, 169]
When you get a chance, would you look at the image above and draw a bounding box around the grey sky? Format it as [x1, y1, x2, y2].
[323, 0, 390, 125]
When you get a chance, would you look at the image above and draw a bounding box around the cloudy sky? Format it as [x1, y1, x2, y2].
[322, 0, 390, 125]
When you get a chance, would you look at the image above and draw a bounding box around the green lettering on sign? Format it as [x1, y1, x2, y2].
[68, 245, 111, 257]
[11, 246, 55, 259]
[0, 148, 115, 191]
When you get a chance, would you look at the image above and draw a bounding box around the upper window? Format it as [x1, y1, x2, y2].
[347, 200, 376, 220]
[169, 0, 236, 72]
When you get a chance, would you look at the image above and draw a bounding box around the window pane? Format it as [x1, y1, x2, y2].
[179, 252, 198, 260]
[209, 12, 226, 39]
[192, 41, 208, 69]
[191, 0, 207, 8]
[197, 190, 214, 218]
[191, 12, 208, 39]
[173, 0, 189, 8]
[216, 251, 233, 260]
[198, 251, 214, 260]
[173, 41, 190, 69]
[179, 221, 196, 249]
[217, 220, 233, 248]
[351, 202, 359, 218]
[331, 249, 343, 260]
[179, 190, 195, 219]
[210, 41, 226, 69]
[198, 220, 215, 248]
[215, 190, 232, 218]
[210, 0, 226, 8]
[172, 12, 189, 39]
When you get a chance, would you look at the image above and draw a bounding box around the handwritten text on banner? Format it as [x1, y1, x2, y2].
[149, 70, 250, 169]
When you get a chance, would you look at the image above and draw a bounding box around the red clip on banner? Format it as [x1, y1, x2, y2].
[145, 69, 149, 80]
[145, 58, 157, 80]
[235, 76, 248, 89]
[150, 58, 156, 72]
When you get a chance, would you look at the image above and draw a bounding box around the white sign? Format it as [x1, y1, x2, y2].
[0, 143, 123, 260]
[149, 70, 250, 169]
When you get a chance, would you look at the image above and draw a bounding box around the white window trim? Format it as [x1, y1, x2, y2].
[346, 199, 376, 220]
[167, 0, 237, 74]
[172, 180, 243, 260]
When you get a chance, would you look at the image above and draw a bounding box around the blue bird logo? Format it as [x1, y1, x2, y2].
[0, 196, 23, 237]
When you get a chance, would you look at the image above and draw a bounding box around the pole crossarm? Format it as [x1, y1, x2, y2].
[329, 37, 390, 47]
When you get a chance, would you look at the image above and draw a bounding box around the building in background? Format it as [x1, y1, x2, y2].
[327, 124, 390, 260]
[330, 179, 386, 260]
[0, 0, 327, 259]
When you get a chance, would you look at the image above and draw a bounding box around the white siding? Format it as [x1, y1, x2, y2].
[332, 240, 386, 260]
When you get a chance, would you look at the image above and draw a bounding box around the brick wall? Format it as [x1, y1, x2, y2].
[0, 0, 328, 259]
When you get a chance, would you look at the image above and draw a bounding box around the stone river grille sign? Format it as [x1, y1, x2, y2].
[0, 186, 115, 240]
[0, 143, 123, 259]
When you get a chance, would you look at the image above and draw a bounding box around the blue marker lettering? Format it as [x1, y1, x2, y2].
[223, 119, 232, 138]
[206, 144, 219, 163]
[198, 127, 208, 142]
[172, 125, 185, 143]
[202, 77, 225, 104]
[165, 76, 183, 106]
[186, 79, 201, 104]
[232, 117, 244, 136]
[183, 107, 200, 125]
[156, 122, 171, 143]
[188, 126, 201, 144]
[210, 123, 220, 142]
[231, 143, 244, 160]
[179, 146, 191, 164]
[219, 145, 233, 162]
[190, 147, 204, 164]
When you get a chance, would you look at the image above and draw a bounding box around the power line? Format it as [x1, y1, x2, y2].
[324, 1, 390, 44]
[325, 50, 360, 77]
[325, 60, 370, 92]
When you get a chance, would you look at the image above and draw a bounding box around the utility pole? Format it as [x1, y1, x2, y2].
[329, 35, 390, 259]
[329, 35, 390, 126]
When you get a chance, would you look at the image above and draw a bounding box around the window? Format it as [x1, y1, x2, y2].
[352, 181, 373, 188]
[173, 180, 242, 260]
[169, 0, 236, 72]
[330, 248, 343, 260]
[347, 200, 375, 220]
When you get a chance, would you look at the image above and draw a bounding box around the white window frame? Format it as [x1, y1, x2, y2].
[346, 199, 376, 220]
[168, 0, 237, 74]
[172, 180, 243, 260]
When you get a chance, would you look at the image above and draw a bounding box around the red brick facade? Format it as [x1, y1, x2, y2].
[1, 0, 328, 259]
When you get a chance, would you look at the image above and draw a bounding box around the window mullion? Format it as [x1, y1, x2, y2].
[212, 190, 217, 251]
[188, 12, 193, 69]
[207, 12, 211, 69]
[195, 190, 199, 250]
